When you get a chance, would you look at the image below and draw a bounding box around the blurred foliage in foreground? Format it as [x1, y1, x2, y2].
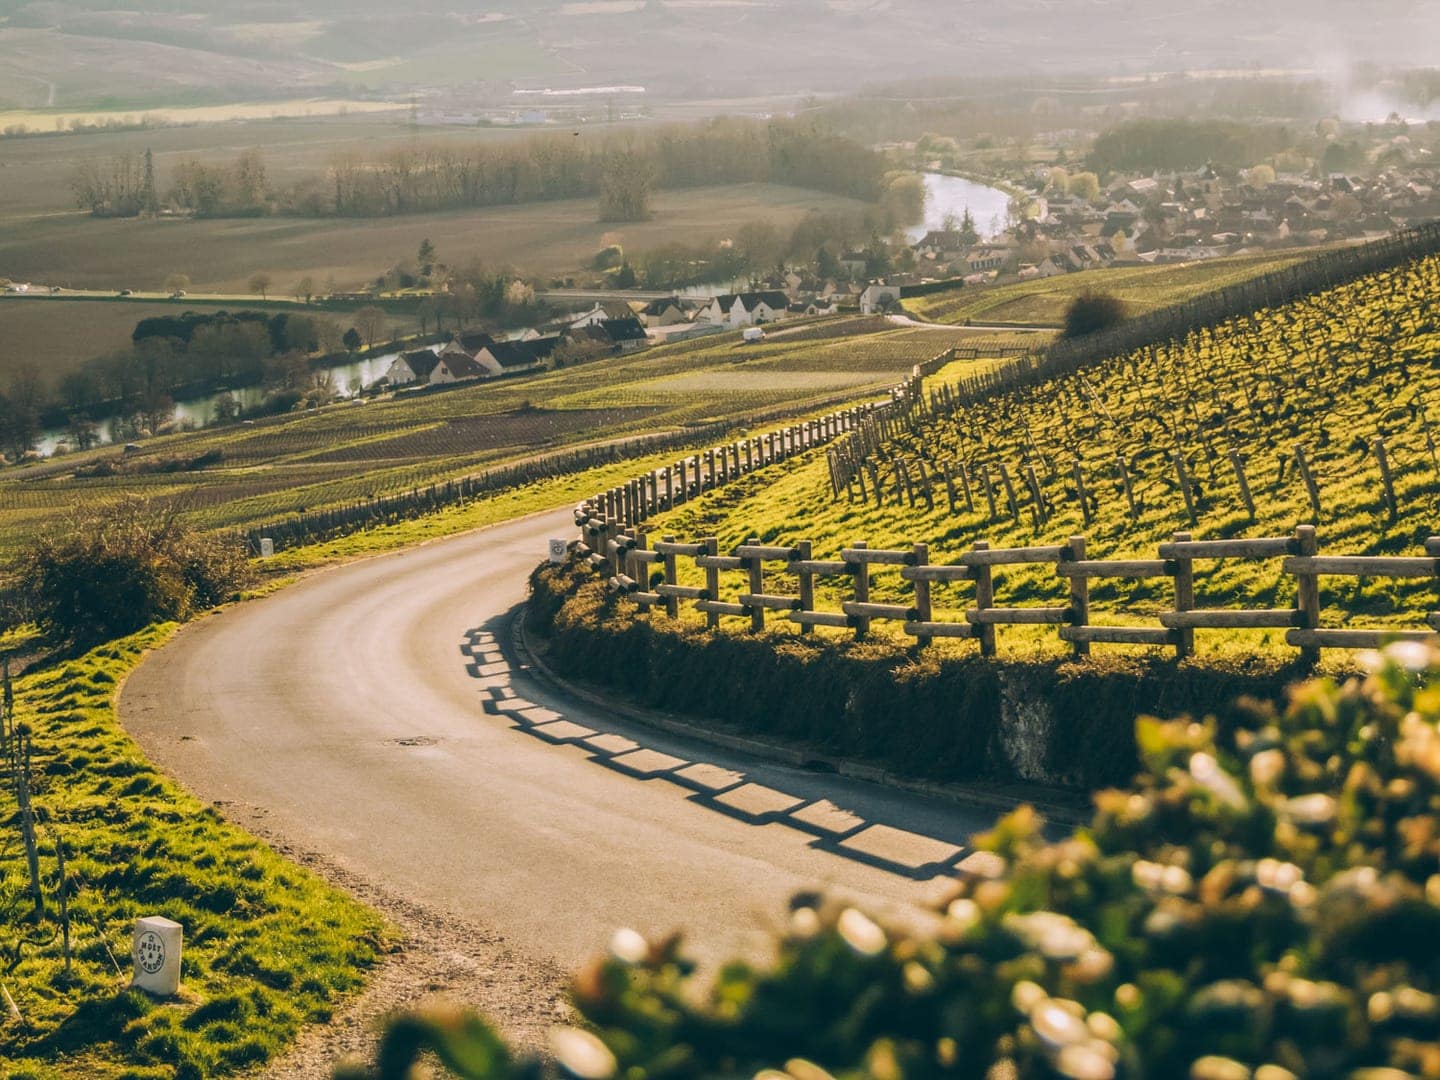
[339, 642, 1440, 1080]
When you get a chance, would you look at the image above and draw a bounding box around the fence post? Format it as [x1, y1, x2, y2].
[978, 464, 997, 521]
[705, 449, 717, 490]
[663, 467, 674, 510]
[851, 541, 870, 641]
[1293, 524, 1321, 667]
[796, 540, 815, 637]
[941, 461, 959, 514]
[972, 540, 997, 657]
[703, 537, 721, 630]
[662, 535, 679, 618]
[1171, 530, 1195, 660]
[912, 542, 932, 649]
[1065, 535, 1089, 658]
[745, 536, 764, 633]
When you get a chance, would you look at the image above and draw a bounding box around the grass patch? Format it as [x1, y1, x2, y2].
[0, 626, 391, 1078]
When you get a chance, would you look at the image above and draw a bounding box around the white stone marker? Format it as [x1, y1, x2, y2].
[132, 915, 182, 996]
[259, 537, 275, 558]
[548, 538, 568, 563]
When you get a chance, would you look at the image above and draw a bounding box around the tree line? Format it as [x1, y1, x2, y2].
[71, 118, 889, 221]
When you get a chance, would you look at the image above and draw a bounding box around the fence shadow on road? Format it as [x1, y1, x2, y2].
[460, 619, 989, 883]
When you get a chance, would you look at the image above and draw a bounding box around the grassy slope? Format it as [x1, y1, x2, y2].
[904, 247, 1325, 327]
[0, 626, 390, 1079]
[0, 319, 983, 561]
[640, 252, 1440, 663]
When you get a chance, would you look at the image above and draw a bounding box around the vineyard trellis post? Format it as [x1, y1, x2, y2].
[1373, 438, 1398, 523]
[1294, 445, 1323, 519]
[1229, 448, 1256, 522]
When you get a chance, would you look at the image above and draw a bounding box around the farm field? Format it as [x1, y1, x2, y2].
[0, 318, 989, 562]
[0, 182, 870, 294]
[641, 252, 1440, 660]
[904, 247, 1329, 327]
[0, 98, 402, 134]
[0, 298, 414, 389]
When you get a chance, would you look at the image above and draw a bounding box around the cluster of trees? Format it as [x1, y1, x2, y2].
[629, 198, 916, 291]
[71, 118, 889, 222]
[1087, 118, 1295, 174]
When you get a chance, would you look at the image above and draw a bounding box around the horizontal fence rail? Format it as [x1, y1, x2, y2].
[568, 519, 1440, 662]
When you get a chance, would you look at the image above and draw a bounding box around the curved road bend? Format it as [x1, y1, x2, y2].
[121, 508, 998, 972]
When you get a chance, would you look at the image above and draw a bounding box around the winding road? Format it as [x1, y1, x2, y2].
[121, 508, 996, 973]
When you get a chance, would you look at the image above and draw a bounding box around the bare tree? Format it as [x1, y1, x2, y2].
[248, 272, 273, 300]
[353, 306, 387, 351]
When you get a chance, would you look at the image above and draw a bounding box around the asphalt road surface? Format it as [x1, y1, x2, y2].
[121, 507, 997, 972]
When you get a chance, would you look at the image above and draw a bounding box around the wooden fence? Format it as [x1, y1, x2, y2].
[569, 519, 1440, 663]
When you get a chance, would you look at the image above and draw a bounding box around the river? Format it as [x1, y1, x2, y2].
[37, 349, 404, 457]
[908, 172, 1014, 243]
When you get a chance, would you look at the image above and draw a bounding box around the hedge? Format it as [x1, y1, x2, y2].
[524, 561, 1309, 790]
[342, 630, 1440, 1080]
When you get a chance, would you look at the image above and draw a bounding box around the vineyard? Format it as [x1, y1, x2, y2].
[0, 319, 989, 561]
[635, 250, 1440, 659]
[903, 246, 1324, 327]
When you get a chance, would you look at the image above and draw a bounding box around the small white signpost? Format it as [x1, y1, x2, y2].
[259, 537, 275, 558]
[548, 538, 568, 563]
[132, 915, 182, 997]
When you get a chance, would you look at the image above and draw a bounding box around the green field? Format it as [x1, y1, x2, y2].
[0, 318, 994, 563]
[640, 253, 1440, 660]
[0, 114, 867, 294]
[904, 247, 1328, 327]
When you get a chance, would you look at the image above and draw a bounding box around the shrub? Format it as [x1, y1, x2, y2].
[15, 497, 253, 646]
[1062, 290, 1126, 339]
[343, 641, 1440, 1079]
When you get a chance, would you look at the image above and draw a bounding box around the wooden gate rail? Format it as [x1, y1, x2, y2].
[569, 520, 1440, 662]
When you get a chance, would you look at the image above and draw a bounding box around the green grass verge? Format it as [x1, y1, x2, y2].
[0, 626, 391, 1078]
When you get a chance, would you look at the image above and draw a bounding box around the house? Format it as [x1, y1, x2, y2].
[859, 283, 903, 314]
[570, 301, 637, 328]
[913, 230, 968, 259]
[1036, 255, 1071, 278]
[430, 353, 486, 384]
[385, 349, 442, 386]
[599, 317, 650, 353]
[474, 336, 561, 377]
[639, 297, 690, 327]
[695, 291, 790, 327]
[438, 331, 496, 360]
